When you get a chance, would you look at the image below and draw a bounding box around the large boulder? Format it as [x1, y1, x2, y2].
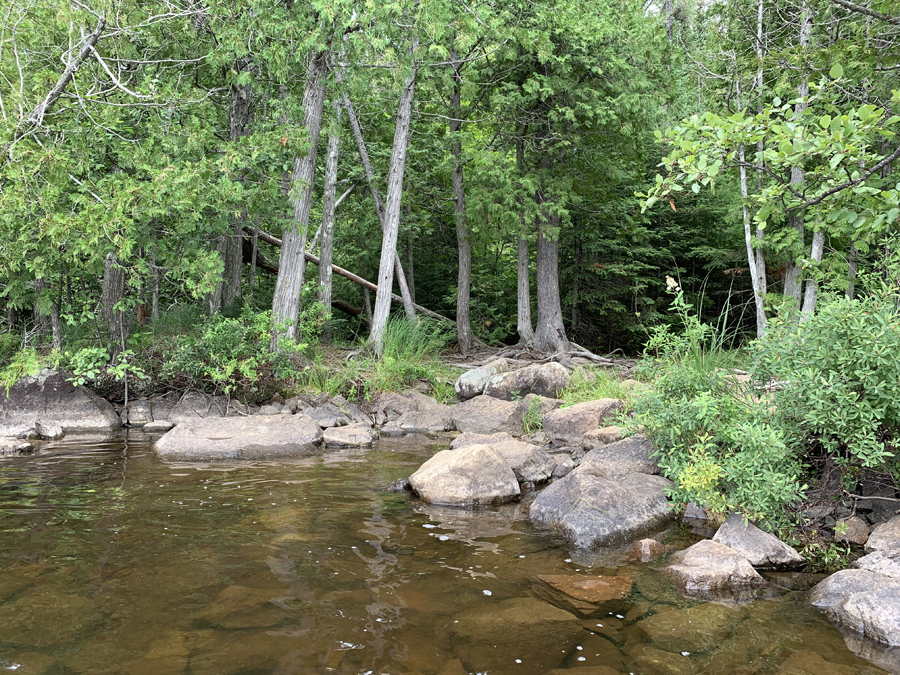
[665, 539, 766, 595]
[449, 395, 524, 435]
[542, 399, 623, 446]
[409, 444, 520, 506]
[866, 514, 900, 553]
[169, 391, 226, 424]
[154, 414, 323, 461]
[712, 513, 804, 568]
[0, 369, 120, 438]
[810, 569, 900, 646]
[578, 436, 660, 478]
[329, 395, 372, 426]
[448, 597, 582, 673]
[853, 548, 900, 579]
[530, 470, 672, 548]
[490, 440, 557, 483]
[483, 362, 571, 401]
[454, 358, 511, 400]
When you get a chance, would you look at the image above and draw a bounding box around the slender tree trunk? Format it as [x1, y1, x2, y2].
[343, 94, 416, 320]
[847, 243, 858, 299]
[406, 225, 416, 305]
[270, 52, 327, 350]
[784, 2, 812, 308]
[665, 0, 674, 42]
[754, 0, 767, 300]
[319, 100, 342, 343]
[369, 52, 418, 355]
[101, 253, 126, 361]
[150, 234, 160, 323]
[248, 222, 259, 302]
[364, 287, 373, 324]
[801, 230, 825, 319]
[533, 212, 568, 353]
[517, 233, 534, 344]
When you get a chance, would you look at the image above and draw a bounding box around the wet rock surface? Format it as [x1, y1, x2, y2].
[712, 513, 804, 569]
[323, 423, 378, 448]
[665, 539, 767, 596]
[811, 569, 900, 646]
[408, 444, 520, 505]
[640, 602, 745, 654]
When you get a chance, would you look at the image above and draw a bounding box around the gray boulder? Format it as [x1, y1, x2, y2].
[530, 470, 672, 548]
[836, 516, 871, 546]
[370, 391, 419, 425]
[409, 444, 520, 506]
[154, 414, 323, 461]
[311, 402, 351, 429]
[853, 548, 900, 579]
[454, 358, 510, 400]
[490, 440, 556, 483]
[577, 435, 659, 478]
[867, 514, 900, 553]
[665, 539, 766, 595]
[551, 455, 575, 479]
[125, 400, 153, 426]
[257, 402, 283, 416]
[0, 369, 120, 437]
[450, 431, 516, 449]
[169, 391, 226, 424]
[396, 405, 455, 434]
[582, 425, 625, 450]
[323, 423, 378, 448]
[810, 569, 900, 646]
[449, 395, 524, 435]
[542, 399, 623, 446]
[34, 419, 64, 440]
[483, 362, 571, 401]
[712, 513, 804, 568]
[330, 395, 372, 426]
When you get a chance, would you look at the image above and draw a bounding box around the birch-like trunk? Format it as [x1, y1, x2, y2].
[344, 94, 416, 321]
[270, 52, 327, 350]
[369, 57, 418, 355]
[801, 230, 825, 319]
[754, 0, 768, 299]
[847, 243, 858, 300]
[318, 100, 342, 343]
[517, 233, 534, 344]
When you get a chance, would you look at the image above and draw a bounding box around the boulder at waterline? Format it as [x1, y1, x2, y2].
[542, 398, 623, 447]
[449, 431, 515, 449]
[836, 516, 870, 546]
[626, 643, 694, 675]
[408, 444, 520, 506]
[810, 569, 900, 646]
[310, 402, 351, 429]
[168, 391, 226, 424]
[323, 423, 378, 448]
[483, 362, 571, 400]
[530, 470, 672, 548]
[639, 601, 745, 654]
[866, 514, 900, 553]
[0, 368, 120, 438]
[577, 435, 660, 478]
[448, 597, 582, 673]
[154, 414, 323, 461]
[0, 438, 33, 455]
[712, 513, 804, 569]
[490, 440, 556, 483]
[533, 574, 632, 616]
[329, 394, 372, 426]
[369, 391, 421, 425]
[395, 405, 455, 434]
[665, 539, 766, 595]
[454, 358, 510, 400]
[449, 395, 524, 435]
[125, 400, 153, 426]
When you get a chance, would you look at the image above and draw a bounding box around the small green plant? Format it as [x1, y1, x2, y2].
[522, 396, 543, 434]
[67, 346, 110, 386]
[0, 347, 59, 393]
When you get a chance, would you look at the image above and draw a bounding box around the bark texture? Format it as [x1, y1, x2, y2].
[517, 234, 534, 344]
[319, 99, 342, 343]
[533, 213, 569, 353]
[101, 253, 126, 360]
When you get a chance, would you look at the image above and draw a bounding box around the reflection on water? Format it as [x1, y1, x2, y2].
[0, 434, 894, 674]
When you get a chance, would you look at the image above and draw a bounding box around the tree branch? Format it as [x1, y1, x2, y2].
[830, 0, 900, 25]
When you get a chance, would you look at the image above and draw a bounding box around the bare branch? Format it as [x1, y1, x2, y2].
[830, 0, 900, 26]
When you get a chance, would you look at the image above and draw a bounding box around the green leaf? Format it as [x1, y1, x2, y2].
[829, 63, 844, 79]
[692, 183, 701, 194]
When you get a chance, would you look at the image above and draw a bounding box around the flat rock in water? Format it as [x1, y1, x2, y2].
[542, 399, 623, 447]
[712, 513, 804, 568]
[449, 597, 582, 673]
[449, 395, 524, 435]
[624, 538, 666, 563]
[577, 435, 659, 478]
[323, 423, 378, 448]
[450, 431, 515, 449]
[454, 358, 510, 400]
[639, 602, 744, 654]
[408, 444, 520, 506]
[395, 405, 455, 434]
[0, 438, 34, 456]
[154, 414, 323, 461]
[810, 569, 900, 646]
[530, 470, 672, 548]
[665, 539, 766, 595]
[535, 574, 632, 604]
[0, 369, 120, 438]
[483, 362, 571, 401]
[490, 440, 556, 483]
[169, 391, 226, 424]
[867, 515, 900, 553]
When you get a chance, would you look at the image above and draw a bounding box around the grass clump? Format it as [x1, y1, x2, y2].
[560, 366, 632, 407]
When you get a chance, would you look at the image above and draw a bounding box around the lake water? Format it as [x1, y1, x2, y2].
[0, 434, 894, 674]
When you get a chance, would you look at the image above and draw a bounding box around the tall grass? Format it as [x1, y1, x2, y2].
[559, 367, 632, 406]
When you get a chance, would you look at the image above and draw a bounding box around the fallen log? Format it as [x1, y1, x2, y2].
[246, 227, 454, 324]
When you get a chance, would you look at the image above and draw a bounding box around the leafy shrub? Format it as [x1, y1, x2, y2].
[751, 294, 900, 473]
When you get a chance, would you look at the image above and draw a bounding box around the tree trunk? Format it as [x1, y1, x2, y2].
[517, 233, 534, 344]
[319, 100, 342, 343]
[248, 222, 259, 302]
[754, 0, 768, 303]
[101, 253, 126, 360]
[847, 242, 858, 300]
[270, 52, 327, 350]
[665, 0, 674, 42]
[32, 278, 51, 346]
[801, 230, 825, 319]
[369, 52, 418, 355]
[406, 224, 416, 305]
[343, 94, 417, 321]
[150, 234, 160, 323]
[364, 287, 373, 324]
[533, 212, 568, 353]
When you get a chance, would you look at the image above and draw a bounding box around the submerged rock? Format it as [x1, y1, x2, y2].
[449, 395, 524, 435]
[454, 358, 511, 400]
[408, 444, 520, 506]
[712, 513, 804, 568]
[449, 597, 582, 673]
[810, 569, 900, 646]
[535, 574, 632, 605]
[639, 602, 745, 654]
[665, 539, 766, 596]
[0, 369, 120, 438]
[483, 362, 571, 401]
[542, 399, 623, 447]
[323, 423, 378, 448]
[154, 414, 323, 461]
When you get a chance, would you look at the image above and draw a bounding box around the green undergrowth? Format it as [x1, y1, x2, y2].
[559, 366, 634, 407]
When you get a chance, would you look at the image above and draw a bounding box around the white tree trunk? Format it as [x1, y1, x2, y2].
[801, 230, 825, 319]
[517, 233, 534, 344]
[369, 56, 418, 355]
[318, 100, 342, 343]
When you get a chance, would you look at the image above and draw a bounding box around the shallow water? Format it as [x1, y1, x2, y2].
[0, 434, 894, 675]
